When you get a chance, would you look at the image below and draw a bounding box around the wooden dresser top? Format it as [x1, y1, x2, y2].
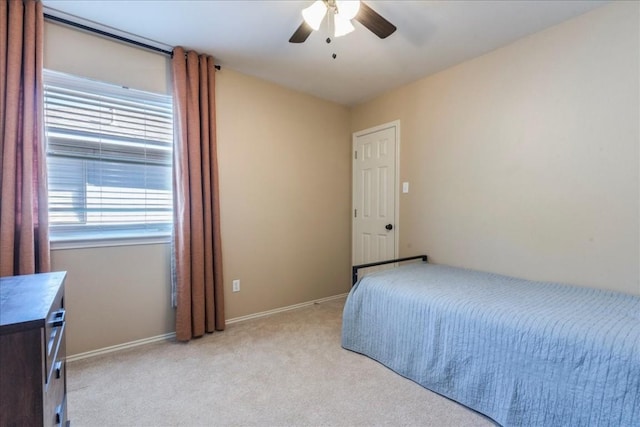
[0, 271, 67, 331]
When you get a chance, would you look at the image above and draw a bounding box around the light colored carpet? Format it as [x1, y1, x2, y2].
[67, 297, 495, 426]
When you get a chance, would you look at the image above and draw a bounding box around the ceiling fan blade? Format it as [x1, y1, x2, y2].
[289, 21, 313, 43]
[354, 2, 396, 39]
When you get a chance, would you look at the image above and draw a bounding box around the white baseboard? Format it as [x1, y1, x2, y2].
[66, 332, 176, 363]
[226, 293, 348, 324]
[66, 293, 348, 363]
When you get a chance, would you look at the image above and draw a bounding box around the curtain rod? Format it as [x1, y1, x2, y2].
[44, 13, 221, 70]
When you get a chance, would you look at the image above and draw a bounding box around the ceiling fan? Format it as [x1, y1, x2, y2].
[289, 0, 396, 43]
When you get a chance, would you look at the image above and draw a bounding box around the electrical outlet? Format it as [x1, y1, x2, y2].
[232, 279, 240, 292]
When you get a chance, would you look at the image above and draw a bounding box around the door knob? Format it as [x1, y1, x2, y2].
[385, 224, 393, 230]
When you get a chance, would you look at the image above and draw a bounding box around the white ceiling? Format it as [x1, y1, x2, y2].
[42, 0, 608, 106]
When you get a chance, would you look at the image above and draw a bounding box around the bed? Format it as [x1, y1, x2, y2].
[341, 256, 640, 426]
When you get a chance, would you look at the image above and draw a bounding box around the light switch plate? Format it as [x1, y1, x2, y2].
[402, 182, 409, 193]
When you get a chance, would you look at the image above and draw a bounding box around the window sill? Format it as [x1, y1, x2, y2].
[50, 234, 171, 250]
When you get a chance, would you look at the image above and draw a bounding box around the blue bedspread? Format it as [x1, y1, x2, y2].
[341, 263, 640, 426]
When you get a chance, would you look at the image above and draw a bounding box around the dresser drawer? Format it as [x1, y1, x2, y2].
[45, 286, 65, 383]
[47, 322, 66, 385]
[44, 363, 66, 426]
[44, 323, 66, 426]
[56, 395, 68, 427]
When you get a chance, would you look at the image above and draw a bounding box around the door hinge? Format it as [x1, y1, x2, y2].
[354, 208, 357, 218]
[354, 151, 357, 160]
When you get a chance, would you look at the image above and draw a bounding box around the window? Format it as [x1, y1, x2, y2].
[43, 70, 173, 244]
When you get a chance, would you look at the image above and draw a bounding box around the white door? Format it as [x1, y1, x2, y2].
[352, 123, 398, 265]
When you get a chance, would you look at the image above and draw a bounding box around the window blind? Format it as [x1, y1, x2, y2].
[43, 70, 174, 242]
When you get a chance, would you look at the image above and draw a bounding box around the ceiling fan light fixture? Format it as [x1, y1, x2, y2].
[290, 0, 395, 44]
[302, 0, 327, 31]
[334, 13, 355, 37]
[335, 0, 360, 20]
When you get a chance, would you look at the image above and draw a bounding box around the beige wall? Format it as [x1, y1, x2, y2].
[44, 22, 170, 94]
[50, 244, 174, 353]
[45, 23, 352, 356]
[217, 69, 351, 319]
[351, 2, 640, 295]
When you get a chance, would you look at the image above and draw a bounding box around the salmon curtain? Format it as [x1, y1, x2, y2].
[171, 46, 224, 341]
[0, 0, 50, 277]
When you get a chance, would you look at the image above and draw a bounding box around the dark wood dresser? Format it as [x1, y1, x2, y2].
[0, 271, 69, 426]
